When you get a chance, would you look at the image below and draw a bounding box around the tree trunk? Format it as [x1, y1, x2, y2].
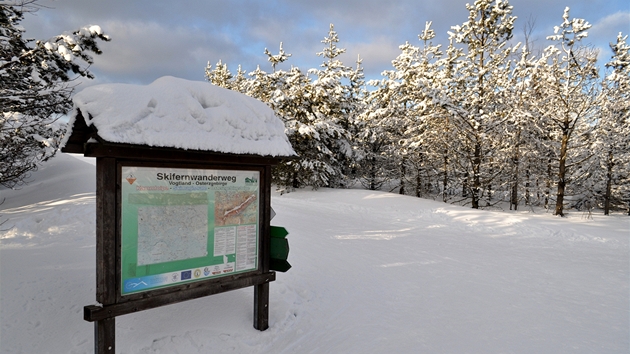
[511, 134, 520, 211]
[472, 140, 481, 209]
[443, 151, 448, 203]
[554, 127, 570, 216]
[545, 156, 552, 210]
[418, 153, 427, 198]
[525, 168, 531, 207]
[415, 167, 422, 198]
[463, 172, 469, 198]
[604, 149, 614, 215]
[511, 183, 518, 211]
[292, 171, 299, 189]
[399, 157, 406, 195]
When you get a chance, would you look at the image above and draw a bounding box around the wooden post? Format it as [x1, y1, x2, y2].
[95, 318, 115, 353]
[95, 157, 117, 353]
[254, 165, 272, 331]
[254, 283, 269, 330]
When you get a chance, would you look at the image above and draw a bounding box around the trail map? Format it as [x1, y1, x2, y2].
[120, 166, 260, 294]
[137, 205, 208, 265]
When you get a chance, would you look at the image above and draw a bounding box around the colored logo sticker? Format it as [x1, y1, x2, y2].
[181, 270, 192, 280]
[194, 269, 202, 278]
[126, 174, 136, 185]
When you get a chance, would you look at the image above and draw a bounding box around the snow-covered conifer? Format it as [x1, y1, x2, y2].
[594, 33, 630, 214]
[309, 24, 354, 188]
[0, 1, 110, 188]
[438, 0, 517, 208]
[204, 59, 233, 89]
[264, 42, 291, 72]
[245, 65, 272, 102]
[533, 7, 599, 216]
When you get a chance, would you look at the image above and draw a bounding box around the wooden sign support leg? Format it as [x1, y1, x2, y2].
[254, 165, 272, 331]
[95, 318, 116, 353]
[94, 157, 118, 352]
[253, 282, 269, 330]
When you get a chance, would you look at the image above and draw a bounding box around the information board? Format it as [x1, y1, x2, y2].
[120, 166, 260, 295]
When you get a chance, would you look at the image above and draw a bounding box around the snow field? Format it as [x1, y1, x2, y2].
[0, 154, 628, 353]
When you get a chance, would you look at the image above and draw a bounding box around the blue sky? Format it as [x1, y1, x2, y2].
[20, 0, 630, 88]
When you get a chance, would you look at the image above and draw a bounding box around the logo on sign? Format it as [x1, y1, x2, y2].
[181, 270, 192, 280]
[194, 269, 202, 278]
[203, 267, 210, 276]
[126, 174, 136, 185]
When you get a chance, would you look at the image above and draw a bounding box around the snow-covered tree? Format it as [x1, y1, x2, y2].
[264, 42, 291, 72]
[271, 65, 350, 189]
[245, 65, 272, 103]
[403, 21, 448, 199]
[309, 24, 354, 187]
[363, 36, 434, 195]
[534, 7, 599, 216]
[427, 37, 465, 202]
[356, 84, 400, 190]
[439, 0, 517, 208]
[0, 1, 110, 188]
[345, 55, 367, 183]
[204, 59, 233, 89]
[499, 39, 554, 211]
[594, 33, 630, 214]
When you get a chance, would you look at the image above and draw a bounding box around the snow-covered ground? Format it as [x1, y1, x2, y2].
[1, 153, 628, 353]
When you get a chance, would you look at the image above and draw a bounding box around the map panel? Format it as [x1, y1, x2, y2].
[137, 205, 208, 265]
[120, 166, 260, 295]
[215, 191, 258, 226]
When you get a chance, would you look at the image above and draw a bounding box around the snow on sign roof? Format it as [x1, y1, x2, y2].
[63, 76, 296, 157]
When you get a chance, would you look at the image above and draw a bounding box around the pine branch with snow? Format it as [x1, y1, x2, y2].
[0, 1, 110, 188]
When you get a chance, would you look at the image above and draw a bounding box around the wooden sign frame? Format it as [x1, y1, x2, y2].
[69, 141, 282, 353]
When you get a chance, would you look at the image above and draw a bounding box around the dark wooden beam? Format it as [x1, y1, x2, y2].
[84, 142, 292, 166]
[85, 272, 275, 322]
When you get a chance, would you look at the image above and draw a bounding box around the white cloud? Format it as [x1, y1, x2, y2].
[89, 20, 247, 84]
[588, 11, 630, 64]
[341, 36, 405, 78]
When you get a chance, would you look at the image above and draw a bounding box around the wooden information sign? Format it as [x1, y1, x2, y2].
[61, 77, 295, 353]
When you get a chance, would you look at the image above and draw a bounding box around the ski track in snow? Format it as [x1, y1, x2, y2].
[0, 154, 628, 353]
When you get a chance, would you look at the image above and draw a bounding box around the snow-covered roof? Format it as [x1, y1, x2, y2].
[62, 76, 295, 157]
